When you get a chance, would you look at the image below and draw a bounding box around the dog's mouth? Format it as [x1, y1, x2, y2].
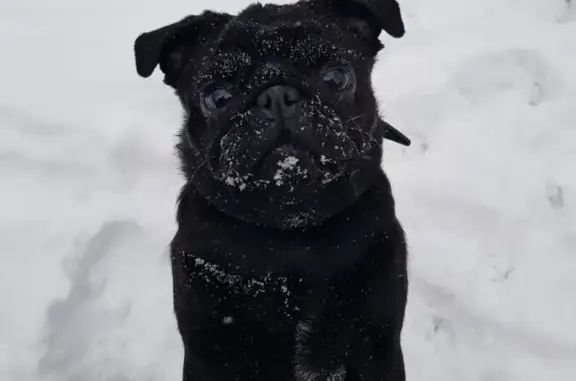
[250, 140, 346, 186]
[214, 133, 348, 190]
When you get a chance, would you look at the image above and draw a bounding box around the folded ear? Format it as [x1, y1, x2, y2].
[352, 0, 405, 38]
[320, 0, 405, 39]
[134, 11, 232, 83]
[379, 119, 411, 146]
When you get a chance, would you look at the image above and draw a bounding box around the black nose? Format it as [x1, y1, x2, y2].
[257, 85, 302, 120]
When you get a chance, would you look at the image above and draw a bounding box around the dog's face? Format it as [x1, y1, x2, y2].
[135, 0, 405, 229]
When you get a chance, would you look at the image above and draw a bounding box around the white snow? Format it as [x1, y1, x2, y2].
[277, 156, 300, 170]
[0, 0, 575, 380]
[186, 251, 290, 297]
[274, 155, 308, 186]
[223, 316, 234, 325]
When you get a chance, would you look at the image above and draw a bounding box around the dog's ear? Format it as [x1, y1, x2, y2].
[352, 0, 405, 38]
[378, 119, 411, 146]
[319, 0, 405, 39]
[134, 12, 232, 84]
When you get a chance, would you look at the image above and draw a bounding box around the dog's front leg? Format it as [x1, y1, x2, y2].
[182, 350, 218, 381]
[344, 325, 405, 381]
[293, 318, 405, 381]
[180, 334, 236, 381]
[181, 341, 256, 381]
[345, 247, 408, 380]
[294, 316, 348, 381]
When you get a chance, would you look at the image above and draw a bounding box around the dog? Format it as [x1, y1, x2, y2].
[134, 0, 410, 380]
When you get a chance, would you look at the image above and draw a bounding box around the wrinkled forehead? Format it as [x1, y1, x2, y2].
[195, 5, 364, 83]
[230, 21, 357, 58]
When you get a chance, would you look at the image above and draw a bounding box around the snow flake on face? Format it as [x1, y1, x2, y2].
[277, 155, 299, 170]
[273, 173, 284, 186]
[274, 156, 309, 187]
[321, 171, 340, 185]
[223, 172, 249, 191]
[198, 51, 252, 83]
[222, 316, 234, 325]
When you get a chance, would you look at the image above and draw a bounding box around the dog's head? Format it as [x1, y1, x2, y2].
[134, 0, 406, 229]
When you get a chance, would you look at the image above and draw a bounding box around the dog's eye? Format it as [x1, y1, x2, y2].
[323, 67, 353, 91]
[204, 87, 232, 110]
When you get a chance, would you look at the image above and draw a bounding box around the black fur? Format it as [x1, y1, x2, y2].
[134, 0, 408, 380]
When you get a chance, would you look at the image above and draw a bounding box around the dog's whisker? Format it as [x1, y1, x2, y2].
[349, 121, 383, 152]
[190, 159, 207, 183]
[344, 115, 363, 123]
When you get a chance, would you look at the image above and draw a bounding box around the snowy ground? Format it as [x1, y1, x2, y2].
[1, 0, 575, 380]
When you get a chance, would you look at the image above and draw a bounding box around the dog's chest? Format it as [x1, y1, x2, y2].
[175, 249, 305, 326]
[173, 233, 369, 328]
[187, 253, 293, 302]
[171, 197, 385, 327]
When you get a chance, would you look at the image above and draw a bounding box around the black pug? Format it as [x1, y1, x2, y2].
[134, 0, 411, 380]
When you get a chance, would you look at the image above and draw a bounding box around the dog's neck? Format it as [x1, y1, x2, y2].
[175, 165, 396, 233]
